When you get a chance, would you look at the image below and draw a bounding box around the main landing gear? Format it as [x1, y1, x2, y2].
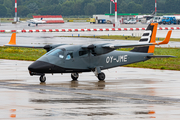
[94, 66, 105, 81]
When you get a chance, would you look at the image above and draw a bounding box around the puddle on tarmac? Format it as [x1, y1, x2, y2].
[30, 98, 111, 104]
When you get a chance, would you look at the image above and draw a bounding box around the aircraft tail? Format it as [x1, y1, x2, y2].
[131, 23, 171, 53]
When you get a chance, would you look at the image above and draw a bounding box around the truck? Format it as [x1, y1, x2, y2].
[159, 16, 180, 25]
[147, 16, 163, 24]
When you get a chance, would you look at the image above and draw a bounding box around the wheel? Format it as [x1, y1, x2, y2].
[71, 73, 79, 80]
[28, 24, 30, 26]
[98, 72, 105, 81]
[36, 24, 38, 26]
[39, 75, 46, 82]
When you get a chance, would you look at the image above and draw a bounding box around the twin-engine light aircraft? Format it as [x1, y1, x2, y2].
[5, 23, 175, 82]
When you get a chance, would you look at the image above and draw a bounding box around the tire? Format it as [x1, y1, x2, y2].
[28, 24, 30, 26]
[71, 73, 79, 80]
[40, 75, 46, 83]
[98, 72, 105, 81]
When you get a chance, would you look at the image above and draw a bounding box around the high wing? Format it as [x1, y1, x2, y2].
[81, 28, 172, 55]
[4, 33, 66, 52]
[102, 30, 172, 49]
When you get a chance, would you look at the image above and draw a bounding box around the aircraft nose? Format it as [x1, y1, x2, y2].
[28, 61, 54, 73]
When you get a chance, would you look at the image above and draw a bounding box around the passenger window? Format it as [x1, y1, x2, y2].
[66, 53, 73, 60]
[79, 51, 88, 56]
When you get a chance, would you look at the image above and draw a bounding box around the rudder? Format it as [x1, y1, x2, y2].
[131, 23, 158, 53]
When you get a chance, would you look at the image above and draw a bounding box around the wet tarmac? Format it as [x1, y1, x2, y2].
[0, 22, 180, 119]
[1, 59, 180, 119]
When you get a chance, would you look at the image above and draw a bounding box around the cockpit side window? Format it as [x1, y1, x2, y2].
[66, 52, 73, 60]
[48, 49, 65, 58]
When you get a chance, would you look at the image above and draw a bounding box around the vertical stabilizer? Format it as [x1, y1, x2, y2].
[131, 23, 158, 53]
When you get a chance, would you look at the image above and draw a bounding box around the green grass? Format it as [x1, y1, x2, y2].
[0, 47, 179, 71]
[120, 47, 180, 70]
[0, 47, 46, 61]
[59, 35, 180, 42]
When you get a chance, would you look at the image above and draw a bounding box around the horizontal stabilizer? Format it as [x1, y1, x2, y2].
[155, 30, 172, 45]
[147, 55, 176, 58]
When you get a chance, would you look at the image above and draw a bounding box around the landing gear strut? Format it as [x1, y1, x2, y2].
[71, 73, 79, 80]
[94, 66, 105, 81]
[39, 75, 46, 83]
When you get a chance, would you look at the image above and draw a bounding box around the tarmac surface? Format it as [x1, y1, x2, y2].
[0, 22, 180, 119]
[0, 59, 180, 119]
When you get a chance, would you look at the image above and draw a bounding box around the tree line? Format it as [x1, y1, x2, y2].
[0, 0, 179, 18]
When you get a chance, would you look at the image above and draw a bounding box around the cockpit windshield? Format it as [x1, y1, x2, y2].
[47, 49, 65, 58]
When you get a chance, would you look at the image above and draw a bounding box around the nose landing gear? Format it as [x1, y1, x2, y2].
[40, 75, 46, 83]
[71, 73, 79, 80]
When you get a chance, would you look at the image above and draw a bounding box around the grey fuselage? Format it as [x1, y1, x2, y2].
[28, 45, 152, 74]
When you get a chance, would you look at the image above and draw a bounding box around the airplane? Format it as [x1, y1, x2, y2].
[27, 18, 46, 26]
[4, 23, 175, 83]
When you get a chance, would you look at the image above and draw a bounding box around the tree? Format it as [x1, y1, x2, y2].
[27, 3, 39, 13]
[0, 0, 3, 4]
[95, 0, 109, 14]
[73, 1, 84, 15]
[18, 6, 30, 17]
[142, 0, 154, 14]
[118, 1, 128, 13]
[84, 3, 96, 15]
[0, 4, 7, 17]
[126, 1, 142, 13]
[61, 1, 74, 16]
[3, 0, 12, 8]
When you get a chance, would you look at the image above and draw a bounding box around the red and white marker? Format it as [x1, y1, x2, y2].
[155, 0, 157, 16]
[114, 0, 117, 27]
[0, 27, 179, 33]
[15, 0, 17, 22]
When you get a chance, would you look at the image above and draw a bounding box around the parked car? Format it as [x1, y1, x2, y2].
[124, 19, 137, 24]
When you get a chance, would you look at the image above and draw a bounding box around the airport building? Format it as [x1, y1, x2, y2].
[92, 13, 138, 24]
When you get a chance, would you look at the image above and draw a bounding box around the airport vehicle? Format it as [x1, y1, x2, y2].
[124, 18, 137, 24]
[5, 23, 174, 82]
[27, 18, 46, 26]
[141, 15, 154, 24]
[159, 16, 180, 25]
[147, 16, 163, 24]
[90, 18, 95, 24]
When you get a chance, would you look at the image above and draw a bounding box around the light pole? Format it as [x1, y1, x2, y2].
[155, 0, 157, 16]
[114, 0, 118, 28]
[15, 0, 17, 22]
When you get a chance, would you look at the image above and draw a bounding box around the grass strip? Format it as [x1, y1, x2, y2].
[0, 47, 179, 71]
